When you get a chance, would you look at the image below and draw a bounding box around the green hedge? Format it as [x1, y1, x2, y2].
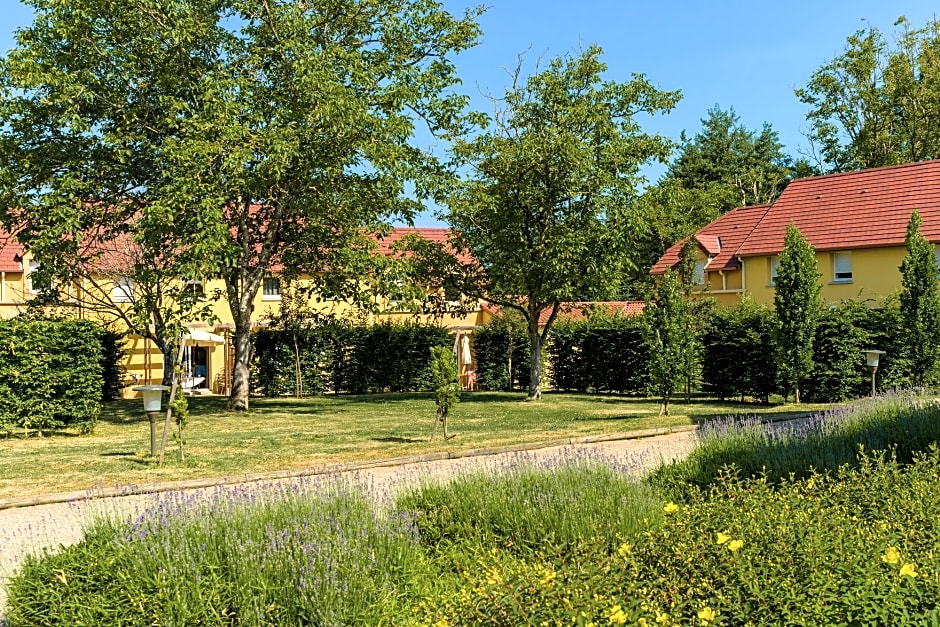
[700, 298, 777, 402]
[0, 318, 104, 434]
[547, 318, 649, 394]
[251, 321, 451, 396]
[472, 315, 529, 391]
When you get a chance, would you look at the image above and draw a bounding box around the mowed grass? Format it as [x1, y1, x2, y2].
[0, 392, 827, 499]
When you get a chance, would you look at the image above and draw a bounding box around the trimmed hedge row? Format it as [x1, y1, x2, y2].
[251, 321, 451, 396]
[0, 318, 120, 434]
[476, 298, 912, 403]
[547, 317, 649, 394]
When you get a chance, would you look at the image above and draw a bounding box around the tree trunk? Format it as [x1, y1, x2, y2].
[526, 317, 542, 400]
[293, 332, 302, 398]
[159, 342, 177, 387]
[227, 319, 252, 411]
[794, 385, 800, 404]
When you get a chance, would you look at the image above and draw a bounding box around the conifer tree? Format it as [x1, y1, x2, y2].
[774, 224, 821, 403]
[899, 211, 940, 392]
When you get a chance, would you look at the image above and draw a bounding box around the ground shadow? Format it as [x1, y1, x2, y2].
[371, 436, 425, 444]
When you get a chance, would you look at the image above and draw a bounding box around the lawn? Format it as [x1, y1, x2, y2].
[0, 392, 826, 500]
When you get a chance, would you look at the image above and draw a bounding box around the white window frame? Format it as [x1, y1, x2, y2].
[185, 279, 205, 297]
[262, 276, 282, 301]
[769, 256, 780, 286]
[112, 277, 134, 303]
[28, 261, 42, 294]
[833, 252, 853, 282]
[693, 260, 706, 286]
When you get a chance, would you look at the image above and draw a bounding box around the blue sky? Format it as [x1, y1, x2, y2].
[2, 1, 938, 225]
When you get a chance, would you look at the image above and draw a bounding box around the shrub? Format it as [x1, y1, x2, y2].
[650, 393, 940, 496]
[98, 327, 128, 402]
[396, 453, 663, 555]
[251, 321, 450, 396]
[422, 448, 940, 626]
[0, 317, 103, 434]
[700, 297, 777, 402]
[473, 313, 528, 391]
[803, 300, 872, 402]
[6, 481, 420, 626]
[547, 316, 649, 395]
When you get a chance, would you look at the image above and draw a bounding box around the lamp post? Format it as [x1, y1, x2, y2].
[862, 350, 885, 398]
[132, 385, 170, 456]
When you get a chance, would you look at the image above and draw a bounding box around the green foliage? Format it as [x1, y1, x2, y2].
[251, 321, 451, 395]
[398, 461, 662, 556]
[547, 316, 649, 394]
[899, 211, 940, 390]
[700, 297, 778, 402]
[797, 18, 940, 171]
[429, 345, 459, 417]
[774, 224, 822, 403]
[803, 300, 873, 402]
[668, 105, 797, 209]
[0, 0, 483, 412]
[0, 318, 102, 434]
[472, 314, 529, 391]
[97, 327, 127, 402]
[6, 484, 420, 626]
[651, 393, 940, 496]
[642, 271, 693, 413]
[445, 45, 679, 398]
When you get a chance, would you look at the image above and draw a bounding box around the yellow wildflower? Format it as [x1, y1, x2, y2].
[618, 542, 632, 557]
[655, 613, 669, 624]
[637, 619, 648, 627]
[434, 619, 449, 627]
[728, 539, 743, 552]
[806, 477, 816, 489]
[607, 604, 627, 624]
[882, 547, 901, 565]
[663, 502, 679, 514]
[716, 532, 730, 545]
[697, 606, 717, 623]
[538, 566, 556, 586]
[900, 563, 918, 578]
[485, 569, 503, 585]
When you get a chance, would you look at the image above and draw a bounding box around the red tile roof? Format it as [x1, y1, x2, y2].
[537, 301, 645, 325]
[650, 204, 770, 275]
[374, 227, 473, 264]
[735, 160, 940, 257]
[0, 231, 24, 272]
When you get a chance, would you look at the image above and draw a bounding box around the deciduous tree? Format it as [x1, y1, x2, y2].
[796, 17, 940, 172]
[642, 270, 692, 415]
[0, 0, 482, 411]
[444, 46, 679, 399]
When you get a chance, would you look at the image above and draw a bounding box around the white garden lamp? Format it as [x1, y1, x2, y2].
[863, 350, 885, 398]
[132, 385, 170, 455]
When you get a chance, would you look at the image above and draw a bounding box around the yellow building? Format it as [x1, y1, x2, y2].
[652, 160, 940, 307]
[0, 227, 492, 397]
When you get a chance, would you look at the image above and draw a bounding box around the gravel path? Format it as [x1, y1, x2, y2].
[0, 430, 697, 622]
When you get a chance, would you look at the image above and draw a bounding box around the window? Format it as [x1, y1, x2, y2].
[769, 256, 780, 285]
[262, 276, 281, 300]
[112, 277, 134, 303]
[27, 261, 48, 294]
[693, 261, 706, 286]
[185, 279, 204, 297]
[833, 252, 852, 282]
